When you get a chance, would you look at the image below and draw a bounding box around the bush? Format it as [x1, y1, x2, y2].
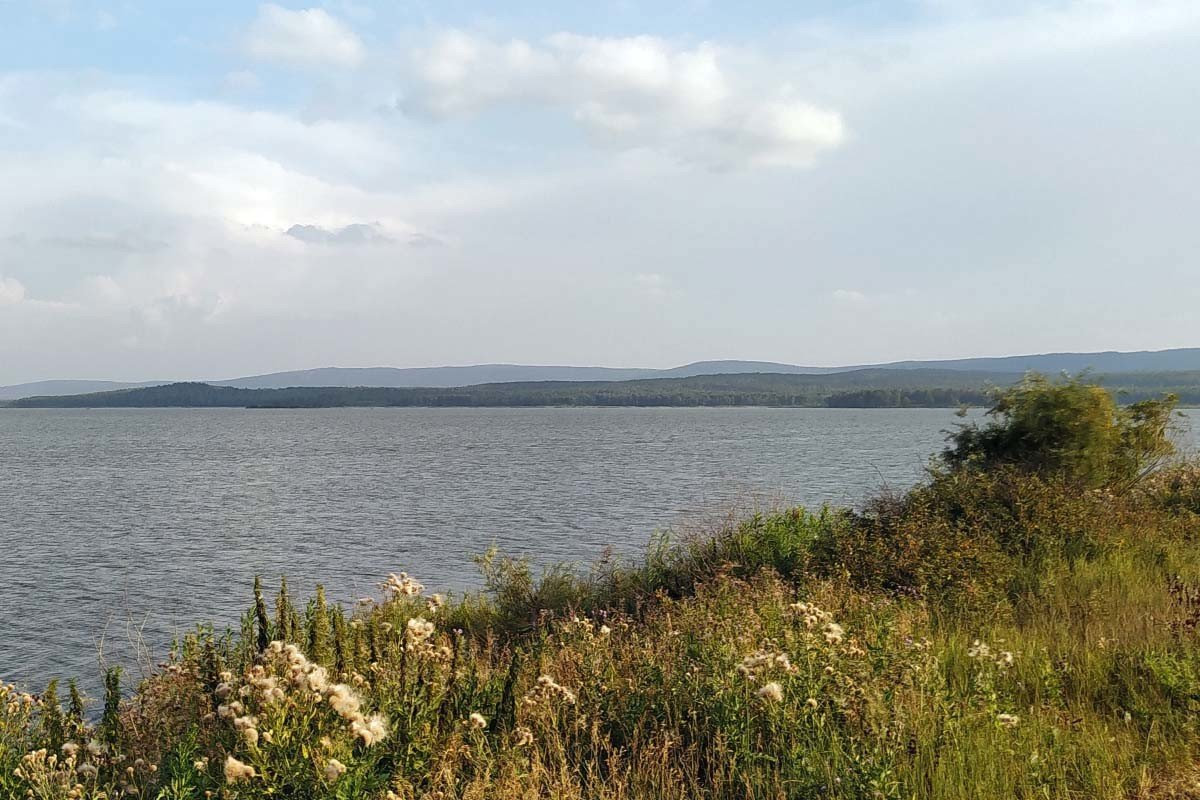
[468, 508, 832, 633]
[1136, 460, 1200, 518]
[942, 373, 1177, 488]
[811, 468, 1109, 614]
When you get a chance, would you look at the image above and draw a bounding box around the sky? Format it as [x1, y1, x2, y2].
[0, 0, 1197, 383]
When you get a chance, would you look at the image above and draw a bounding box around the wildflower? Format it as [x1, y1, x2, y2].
[224, 755, 256, 783]
[512, 726, 534, 747]
[997, 651, 1015, 668]
[806, 697, 819, 710]
[214, 682, 233, 700]
[428, 593, 445, 613]
[757, 682, 784, 702]
[383, 572, 424, 597]
[327, 684, 361, 718]
[997, 713, 1020, 728]
[77, 763, 99, 778]
[304, 667, 330, 694]
[61, 742, 79, 757]
[407, 616, 434, 638]
[526, 674, 577, 706]
[823, 622, 845, 645]
[350, 714, 388, 746]
[193, 757, 209, 771]
[599, 624, 612, 636]
[737, 652, 771, 678]
[250, 676, 277, 692]
[233, 714, 258, 730]
[324, 758, 347, 781]
[468, 712, 487, 729]
[86, 740, 104, 757]
[967, 640, 992, 659]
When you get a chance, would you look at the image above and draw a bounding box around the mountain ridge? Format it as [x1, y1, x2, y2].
[3, 348, 1199, 401]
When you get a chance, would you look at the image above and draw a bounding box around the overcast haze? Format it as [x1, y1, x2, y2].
[0, 1, 1197, 384]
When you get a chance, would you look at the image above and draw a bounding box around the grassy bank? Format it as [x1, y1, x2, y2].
[4, 377, 1200, 799]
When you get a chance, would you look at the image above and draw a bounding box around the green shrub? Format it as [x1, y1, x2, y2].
[943, 373, 1177, 488]
[811, 467, 1111, 614]
[1138, 460, 1200, 517]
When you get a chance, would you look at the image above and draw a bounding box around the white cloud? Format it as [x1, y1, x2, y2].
[285, 222, 392, 245]
[402, 30, 845, 170]
[243, 4, 365, 68]
[3, 1, 1200, 381]
[0, 276, 25, 305]
[831, 289, 868, 306]
[0, 74, 467, 364]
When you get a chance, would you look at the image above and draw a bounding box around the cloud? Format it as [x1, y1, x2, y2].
[405, 232, 446, 248]
[243, 4, 365, 68]
[40, 231, 168, 253]
[0, 276, 25, 305]
[285, 222, 392, 245]
[401, 31, 845, 169]
[830, 289, 868, 306]
[2, 2, 1200, 382]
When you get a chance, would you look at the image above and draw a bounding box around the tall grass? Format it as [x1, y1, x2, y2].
[4, 372, 1200, 799]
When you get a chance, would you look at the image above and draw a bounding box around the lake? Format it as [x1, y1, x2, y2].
[1, 407, 1193, 696]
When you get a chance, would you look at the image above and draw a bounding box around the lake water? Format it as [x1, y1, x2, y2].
[1, 407, 1193, 697]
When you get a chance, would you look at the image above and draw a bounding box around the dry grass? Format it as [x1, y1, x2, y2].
[4, 462, 1200, 799]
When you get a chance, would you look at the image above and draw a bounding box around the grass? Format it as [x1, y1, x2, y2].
[4, 459, 1200, 797]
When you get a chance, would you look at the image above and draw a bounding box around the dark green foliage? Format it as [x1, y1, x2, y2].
[307, 584, 331, 664]
[826, 388, 989, 407]
[101, 667, 122, 748]
[459, 509, 831, 635]
[332, 606, 348, 673]
[1138, 461, 1200, 517]
[253, 574, 271, 653]
[67, 679, 85, 730]
[38, 680, 64, 751]
[152, 732, 206, 800]
[810, 468, 1110, 614]
[943, 373, 1177, 487]
[275, 576, 299, 643]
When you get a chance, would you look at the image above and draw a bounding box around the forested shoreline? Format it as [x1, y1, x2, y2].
[6, 368, 1200, 408]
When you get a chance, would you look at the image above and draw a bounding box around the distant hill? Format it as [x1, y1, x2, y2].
[3, 369, 1004, 409]
[14, 368, 1194, 410]
[0, 380, 167, 401]
[213, 360, 833, 390]
[4, 349, 1199, 401]
[871, 348, 1200, 374]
